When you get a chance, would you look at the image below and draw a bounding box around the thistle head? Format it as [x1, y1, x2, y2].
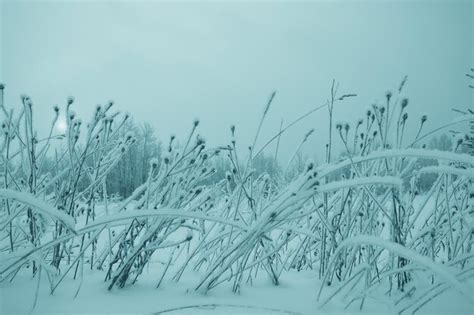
[402, 112, 408, 122]
[401, 98, 409, 109]
[163, 153, 171, 165]
[196, 134, 205, 146]
[150, 158, 159, 169]
[344, 123, 350, 133]
[68, 110, 76, 121]
[20, 95, 30, 104]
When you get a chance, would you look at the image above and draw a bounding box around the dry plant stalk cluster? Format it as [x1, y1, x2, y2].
[0, 78, 473, 314]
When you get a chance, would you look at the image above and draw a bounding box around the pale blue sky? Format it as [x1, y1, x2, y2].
[1, 0, 473, 162]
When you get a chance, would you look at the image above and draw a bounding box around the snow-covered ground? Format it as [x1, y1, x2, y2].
[2, 189, 474, 315]
[1, 269, 472, 315]
[1, 253, 472, 314]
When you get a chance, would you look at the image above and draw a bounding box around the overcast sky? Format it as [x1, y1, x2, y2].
[1, 0, 473, 163]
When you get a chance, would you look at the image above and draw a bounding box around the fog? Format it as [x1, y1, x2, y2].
[2, 3, 474, 314]
[1, 0, 473, 162]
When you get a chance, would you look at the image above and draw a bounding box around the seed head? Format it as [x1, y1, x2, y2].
[196, 135, 205, 146]
[69, 111, 76, 121]
[305, 159, 315, 172]
[163, 153, 170, 165]
[401, 98, 409, 109]
[150, 158, 159, 168]
[125, 132, 133, 141]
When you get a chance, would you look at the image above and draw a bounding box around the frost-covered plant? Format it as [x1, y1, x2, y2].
[312, 77, 474, 313]
[467, 68, 474, 89]
[1, 78, 473, 315]
[0, 86, 133, 295]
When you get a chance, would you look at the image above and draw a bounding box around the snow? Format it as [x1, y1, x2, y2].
[1, 266, 472, 315]
[1, 268, 319, 315]
[2, 92, 474, 315]
[76, 209, 247, 234]
[318, 149, 474, 178]
[0, 189, 75, 231]
[318, 176, 402, 193]
[322, 235, 474, 304]
[416, 166, 474, 178]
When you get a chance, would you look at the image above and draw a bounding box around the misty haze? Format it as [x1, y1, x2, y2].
[0, 1, 473, 314]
